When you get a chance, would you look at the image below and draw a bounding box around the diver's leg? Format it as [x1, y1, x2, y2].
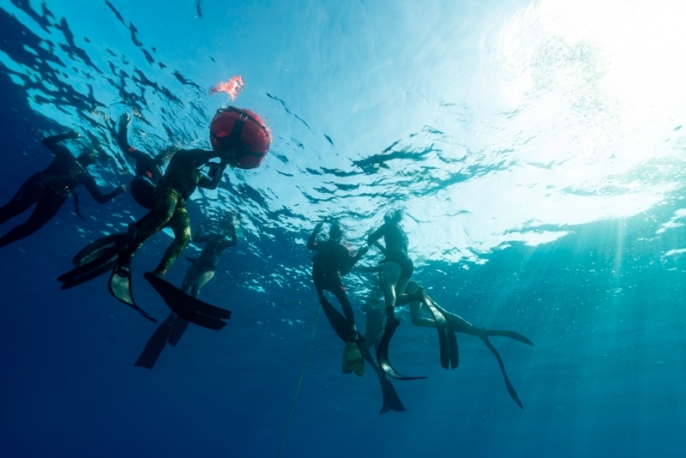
[0, 177, 44, 225]
[381, 262, 402, 318]
[153, 205, 191, 276]
[0, 192, 64, 247]
[188, 271, 214, 298]
[181, 263, 201, 294]
[405, 282, 436, 328]
[329, 282, 355, 326]
[118, 188, 177, 267]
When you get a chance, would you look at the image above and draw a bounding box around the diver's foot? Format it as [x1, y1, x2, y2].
[348, 326, 365, 344]
[115, 258, 132, 277]
[342, 341, 365, 377]
[152, 267, 167, 277]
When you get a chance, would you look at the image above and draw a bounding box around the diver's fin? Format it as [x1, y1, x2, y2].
[343, 341, 365, 377]
[71, 233, 130, 267]
[479, 335, 524, 409]
[144, 271, 230, 330]
[167, 314, 189, 347]
[484, 330, 534, 346]
[377, 320, 427, 381]
[108, 265, 158, 323]
[319, 297, 407, 412]
[430, 300, 459, 370]
[423, 297, 459, 370]
[134, 313, 177, 369]
[59, 233, 131, 289]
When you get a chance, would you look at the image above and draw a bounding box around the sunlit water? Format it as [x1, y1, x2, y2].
[1, 1, 686, 457]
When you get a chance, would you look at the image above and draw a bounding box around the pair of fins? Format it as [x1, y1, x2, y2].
[318, 297, 406, 413]
[376, 293, 534, 409]
[57, 233, 232, 329]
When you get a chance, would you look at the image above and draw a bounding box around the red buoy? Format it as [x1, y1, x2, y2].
[209, 107, 271, 169]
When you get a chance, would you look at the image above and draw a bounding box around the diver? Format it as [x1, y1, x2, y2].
[404, 279, 533, 408]
[116, 112, 175, 209]
[0, 131, 125, 248]
[308, 221, 368, 376]
[366, 209, 424, 379]
[366, 209, 422, 324]
[181, 214, 238, 298]
[134, 213, 239, 369]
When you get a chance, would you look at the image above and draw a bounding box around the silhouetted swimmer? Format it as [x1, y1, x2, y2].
[308, 221, 368, 376]
[0, 131, 125, 248]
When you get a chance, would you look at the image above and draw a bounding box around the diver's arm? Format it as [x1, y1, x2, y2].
[307, 222, 324, 250]
[227, 223, 238, 247]
[351, 245, 369, 265]
[355, 264, 384, 273]
[198, 161, 228, 190]
[42, 131, 79, 159]
[116, 113, 134, 155]
[193, 225, 211, 243]
[82, 176, 126, 203]
[366, 223, 387, 246]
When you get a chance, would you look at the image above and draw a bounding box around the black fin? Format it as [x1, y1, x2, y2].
[484, 330, 534, 346]
[430, 300, 459, 370]
[71, 233, 130, 266]
[318, 296, 407, 412]
[134, 313, 176, 369]
[167, 314, 189, 347]
[479, 335, 524, 409]
[423, 297, 459, 370]
[144, 272, 229, 330]
[108, 266, 158, 323]
[59, 233, 131, 289]
[377, 320, 427, 381]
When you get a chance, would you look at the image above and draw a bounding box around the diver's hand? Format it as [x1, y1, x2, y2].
[117, 184, 127, 194]
[65, 130, 81, 139]
[314, 222, 324, 232]
[358, 245, 369, 256]
[119, 113, 132, 127]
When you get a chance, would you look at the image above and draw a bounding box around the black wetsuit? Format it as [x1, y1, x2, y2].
[0, 133, 123, 248]
[308, 234, 360, 327]
[117, 119, 166, 209]
[367, 222, 414, 278]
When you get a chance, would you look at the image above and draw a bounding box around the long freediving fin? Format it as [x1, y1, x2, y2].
[71, 233, 130, 267]
[377, 319, 427, 381]
[484, 329, 534, 346]
[59, 233, 131, 289]
[479, 335, 524, 409]
[144, 271, 230, 330]
[423, 297, 459, 370]
[134, 313, 177, 369]
[318, 296, 407, 412]
[167, 314, 190, 347]
[108, 265, 158, 323]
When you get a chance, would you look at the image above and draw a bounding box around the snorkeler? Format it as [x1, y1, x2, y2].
[134, 214, 238, 369]
[308, 221, 368, 376]
[366, 209, 424, 379]
[0, 131, 125, 248]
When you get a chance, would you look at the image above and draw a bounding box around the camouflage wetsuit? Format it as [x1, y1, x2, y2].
[118, 149, 227, 275]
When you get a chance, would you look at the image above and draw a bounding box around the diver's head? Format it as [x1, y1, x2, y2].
[77, 151, 98, 167]
[329, 222, 343, 241]
[384, 209, 403, 224]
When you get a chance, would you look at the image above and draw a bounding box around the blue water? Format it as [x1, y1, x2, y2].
[2, 0, 686, 457]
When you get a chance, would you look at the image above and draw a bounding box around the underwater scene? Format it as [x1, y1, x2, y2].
[1, 0, 686, 457]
